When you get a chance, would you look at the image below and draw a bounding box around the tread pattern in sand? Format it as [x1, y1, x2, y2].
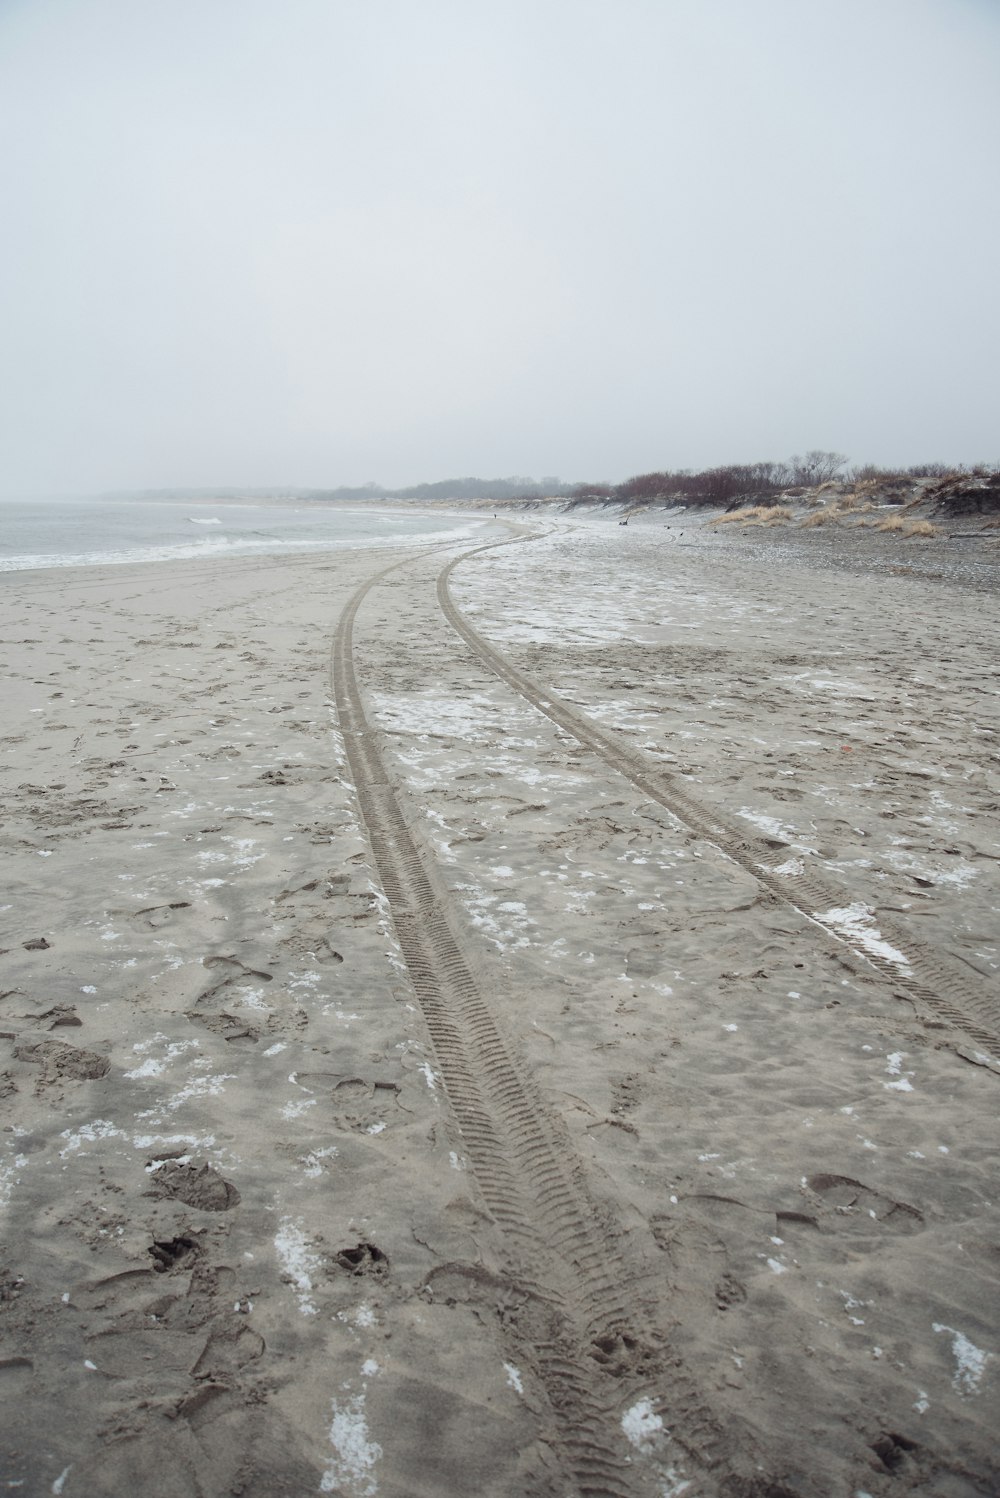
[331, 556, 730, 1498]
[437, 542, 1000, 1055]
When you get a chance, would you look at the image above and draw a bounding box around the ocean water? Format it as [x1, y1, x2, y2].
[0, 496, 486, 572]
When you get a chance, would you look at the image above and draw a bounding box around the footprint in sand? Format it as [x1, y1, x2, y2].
[183, 956, 276, 1043]
[191, 1322, 265, 1378]
[11, 1002, 81, 1032]
[651, 1193, 779, 1311]
[12, 1037, 110, 1080]
[73, 1267, 167, 1310]
[806, 1173, 924, 1233]
[190, 955, 273, 1013]
[185, 1011, 260, 1044]
[333, 1240, 390, 1281]
[292, 1073, 402, 1134]
[146, 1156, 241, 1211]
[130, 901, 192, 930]
[279, 927, 344, 964]
[148, 1236, 201, 1272]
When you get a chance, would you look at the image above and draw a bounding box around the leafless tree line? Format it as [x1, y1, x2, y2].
[568, 453, 997, 509]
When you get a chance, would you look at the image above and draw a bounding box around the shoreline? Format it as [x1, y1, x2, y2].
[0, 499, 490, 575]
[2, 526, 998, 1496]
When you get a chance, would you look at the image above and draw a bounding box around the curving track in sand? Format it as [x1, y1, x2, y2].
[437, 538, 1000, 1055]
[330, 548, 730, 1498]
[330, 527, 999, 1495]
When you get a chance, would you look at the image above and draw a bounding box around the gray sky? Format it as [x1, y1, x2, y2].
[1, 0, 998, 493]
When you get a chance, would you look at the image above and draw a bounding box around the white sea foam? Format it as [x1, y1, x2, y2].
[0, 498, 487, 572]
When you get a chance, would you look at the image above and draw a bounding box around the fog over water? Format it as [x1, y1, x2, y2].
[1, 0, 998, 496]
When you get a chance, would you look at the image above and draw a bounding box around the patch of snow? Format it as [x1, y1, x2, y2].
[884, 1052, 915, 1092]
[59, 1120, 127, 1157]
[320, 1393, 382, 1497]
[621, 1398, 663, 1451]
[933, 1324, 992, 1394]
[281, 1097, 318, 1121]
[302, 1147, 338, 1178]
[132, 1131, 216, 1152]
[814, 902, 911, 971]
[274, 1218, 321, 1316]
[738, 808, 800, 844]
[163, 1072, 235, 1110]
[418, 1061, 439, 1092]
[0, 1152, 29, 1210]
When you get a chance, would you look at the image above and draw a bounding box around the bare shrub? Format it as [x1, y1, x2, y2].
[800, 509, 831, 527]
[852, 465, 906, 483]
[877, 515, 906, 532]
[903, 519, 940, 538]
[789, 451, 848, 485]
[851, 462, 953, 482]
[568, 483, 613, 502]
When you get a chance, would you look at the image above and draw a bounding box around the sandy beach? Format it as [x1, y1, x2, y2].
[2, 515, 998, 1497]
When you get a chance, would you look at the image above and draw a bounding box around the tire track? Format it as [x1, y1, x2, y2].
[438, 540, 1000, 1055]
[331, 552, 729, 1498]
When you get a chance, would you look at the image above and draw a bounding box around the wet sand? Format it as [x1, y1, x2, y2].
[2, 516, 998, 1496]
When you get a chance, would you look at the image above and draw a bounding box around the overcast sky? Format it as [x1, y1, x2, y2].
[1, 0, 997, 494]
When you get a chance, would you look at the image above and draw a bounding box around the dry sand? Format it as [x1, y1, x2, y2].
[1, 516, 998, 1497]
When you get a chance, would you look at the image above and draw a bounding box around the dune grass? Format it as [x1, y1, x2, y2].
[877, 515, 940, 537]
[714, 505, 793, 526]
